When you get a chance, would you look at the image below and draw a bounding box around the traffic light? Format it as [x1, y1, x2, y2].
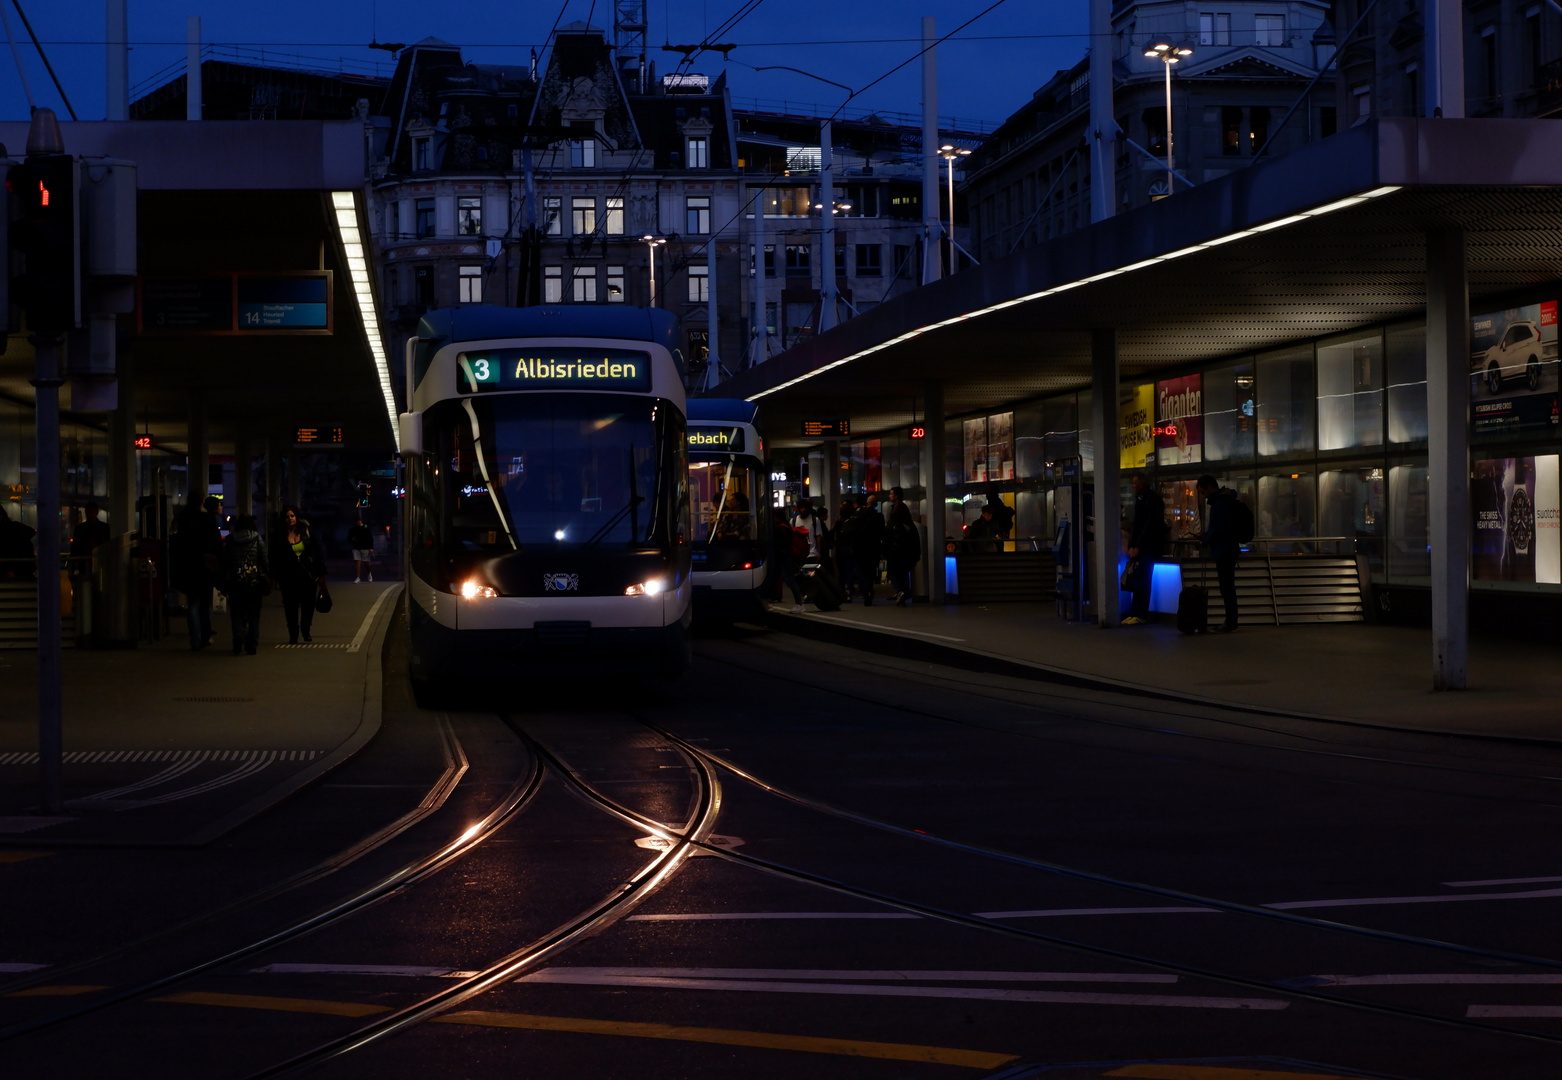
[7, 155, 78, 334]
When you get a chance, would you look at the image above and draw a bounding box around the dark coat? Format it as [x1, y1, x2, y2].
[170, 509, 222, 593]
[270, 519, 325, 586]
[222, 529, 270, 596]
[851, 506, 887, 565]
[1130, 488, 1168, 558]
[885, 519, 922, 572]
[1204, 489, 1242, 562]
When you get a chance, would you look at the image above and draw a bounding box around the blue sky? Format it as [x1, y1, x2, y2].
[1, 1, 1086, 131]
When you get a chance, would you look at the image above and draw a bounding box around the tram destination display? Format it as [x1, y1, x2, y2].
[688, 426, 746, 451]
[458, 349, 652, 393]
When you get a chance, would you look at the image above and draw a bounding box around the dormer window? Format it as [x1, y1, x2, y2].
[413, 137, 431, 171]
[570, 138, 596, 168]
[686, 136, 710, 169]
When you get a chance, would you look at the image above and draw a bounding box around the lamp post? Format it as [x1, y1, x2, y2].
[639, 234, 666, 307]
[938, 143, 971, 275]
[1144, 42, 1193, 195]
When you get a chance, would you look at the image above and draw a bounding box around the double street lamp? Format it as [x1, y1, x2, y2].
[640, 233, 667, 307]
[1144, 41, 1193, 196]
[938, 143, 971, 274]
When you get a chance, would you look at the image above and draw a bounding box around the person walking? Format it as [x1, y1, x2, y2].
[1196, 474, 1242, 633]
[885, 502, 921, 606]
[221, 513, 269, 655]
[771, 508, 806, 613]
[1123, 474, 1167, 625]
[271, 505, 325, 644]
[790, 499, 823, 561]
[349, 517, 374, 583]
[853, 493, 887, 605]
[69, 501, 109, 578]
[170, 502, 221, 650]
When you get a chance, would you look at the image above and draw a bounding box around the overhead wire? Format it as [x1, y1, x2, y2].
[10, 0, 73, 119]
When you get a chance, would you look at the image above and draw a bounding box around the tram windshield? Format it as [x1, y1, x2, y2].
[433, 393, 683, 551]
[691, 456, 765, 567]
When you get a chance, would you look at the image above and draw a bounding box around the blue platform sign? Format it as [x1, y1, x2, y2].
[238, 276, 331, 331]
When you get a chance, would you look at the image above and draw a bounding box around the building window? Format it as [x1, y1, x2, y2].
[1144, 107, 1168, 156]
[1351, 83, 1371, 125]
[893, 244, 913, 277]
[604, 196, 624, 235]
[569, 139, 596, 168]
[507, 103, 519, 119]
[458, 265, 483, 304]
[457, 197, 483, 236]
[764, 244, 775, 277]
[1254, 13, 1286, 46]
[1528, 9, 1544, 84]
[413, 137, 431, 171]
[761, 187, 812, 216]
[606, 265, 626, 302]
[686, 196, 711, 234]
[785, 244, 811, 278]
[686, 136, 710, 168]
[572, 266, 597, 303]
[856, 244, 882, 276]
[1248, 107, 1270, 154]
[572, 196, 596, 236]
[1222, 107, 1242, 155]
[834, 244, 846, 277]
[414, 265, 435, 305]
[764, 301, 777, 335]
[688, 263, 709, 303]
[543, 266, 563, 303]
[415, 198, 436, 238]
[1482, 25, 1499, 107]
[543, 196, 562, 236]
[1199, 12, 1231, 45]
[1404, 62, 1420, 117]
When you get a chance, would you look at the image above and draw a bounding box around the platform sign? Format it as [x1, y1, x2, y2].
[801, 419, 849, 438]
[138, 272, 333, 336]
[139, 277, 233, 331]
[238, 275, 331, 332]
[294, 426, 344, 446]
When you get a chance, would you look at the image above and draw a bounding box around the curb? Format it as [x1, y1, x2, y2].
[765, 608, 1562, 748]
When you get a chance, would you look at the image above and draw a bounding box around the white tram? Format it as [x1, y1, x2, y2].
[398, 307, 692, 685]
[687, 399, 771, 620]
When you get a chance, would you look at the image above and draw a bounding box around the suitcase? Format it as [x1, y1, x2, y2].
[803, 565, 846, 612]
[1176, 585, 1208, 634]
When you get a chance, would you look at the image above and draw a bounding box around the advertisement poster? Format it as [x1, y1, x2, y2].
[1155, 374, 1203, 466]
[1470, 457, 1562, 582]
[1119, 383, 1153, 470]
[1470, 301, 1560, 435]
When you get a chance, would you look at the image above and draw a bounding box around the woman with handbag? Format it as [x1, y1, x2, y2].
[270, 505, 325, 644]
[222, 513, 270, 655]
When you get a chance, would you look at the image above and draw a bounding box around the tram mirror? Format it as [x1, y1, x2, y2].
[399, 411, 423, 457]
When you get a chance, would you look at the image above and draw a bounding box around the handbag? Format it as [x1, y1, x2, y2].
[314, 580, 333, 614]
[1119, 557, 1141, 591]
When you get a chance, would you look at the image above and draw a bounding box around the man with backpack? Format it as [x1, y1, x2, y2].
[1195, 474, 1253, 633]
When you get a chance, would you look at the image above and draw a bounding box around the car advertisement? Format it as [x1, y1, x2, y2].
[1471, 455, 1561, 583]
[1119, 383, 1153, 470]
[1155, 374, 1203, 466]
[1470, 301, 1560, 435]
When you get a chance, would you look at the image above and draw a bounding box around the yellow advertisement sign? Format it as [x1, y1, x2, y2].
[1119, 383, 1153, 469]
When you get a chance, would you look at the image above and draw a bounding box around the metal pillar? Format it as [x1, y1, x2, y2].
[186, 17, 201, 121]
[106, 348, 135, 537]
[264, 434, 279, 537]
[750, 183, 767, 366]
[287, 449, 301, 508]
[920, 16, 941, 286]
[106, 0, 129, 121]
[32, 335, 64, 814]
[703, 237, 720, 390]
[234, 428, 253, 516]
[1427, 227, 1469, 689]
[925, 381, 946, 603]
[822, 440, 841, 524]
[1088, 0, 1117, 222]
[187, 391, 207, 504]
[819, 120, 837, 333]
[1090, 329, 1121, 628]
[1427, 0, 1465, 117]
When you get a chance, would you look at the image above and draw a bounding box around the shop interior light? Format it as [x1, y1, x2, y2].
[750, 184, 1402, 401]
[333, 190, 399, 452]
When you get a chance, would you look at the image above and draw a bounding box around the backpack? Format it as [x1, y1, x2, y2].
[1228, 494, 1256, 543]
[790, 526, 812, 560]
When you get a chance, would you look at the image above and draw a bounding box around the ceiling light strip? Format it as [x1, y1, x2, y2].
[332, 190, 400, 452]
[747, 185, 1403, 402]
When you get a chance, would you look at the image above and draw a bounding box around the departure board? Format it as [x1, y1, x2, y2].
[801, 419, 849, 438]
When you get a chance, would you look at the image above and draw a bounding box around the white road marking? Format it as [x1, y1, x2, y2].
[349, 585, 398, 652]
[1444, 875, 1562, 887]
[627, 911, 918, 921]
[1265, 886, 1562, 910]
[249, 963, 478, 978]
[527, 967, 1177, 984]
[0, 962, 47, 972]
[1307, 974, 1562, 986]
[516, 970, 1284, 1010]
[804, 614, 966, 642]
[977, 906, 1219, 919]
[1468, 1004, 1562, 1017]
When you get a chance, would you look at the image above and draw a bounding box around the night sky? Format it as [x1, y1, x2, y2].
[1, 1, 1085, 132]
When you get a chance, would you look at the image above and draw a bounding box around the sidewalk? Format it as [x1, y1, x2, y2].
[767, 600, 1562, 742]
[0, 581, 400, 845]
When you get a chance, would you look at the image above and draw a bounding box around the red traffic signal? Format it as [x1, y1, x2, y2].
[6, 155, 79, 333]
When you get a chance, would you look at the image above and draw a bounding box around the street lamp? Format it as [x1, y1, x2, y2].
[640, 234, 666, 307]
[1143, 41, 1193, 196]
[938, 144, 971, 274]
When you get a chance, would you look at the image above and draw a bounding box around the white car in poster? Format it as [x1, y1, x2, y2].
[1473, 319, 1551, 395]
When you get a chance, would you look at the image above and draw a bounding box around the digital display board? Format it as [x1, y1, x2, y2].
[140, 278, 232, 331]
[133, 435, 152, 449]
[238, 276, 330, 330]
[294, 426, 344, 445]
[908, 424, 926, 440]
[801, 419, 849, 438]
[687, 426, 746, 452]
[458, 349, 652, 393]
[138, 272, 333, 335]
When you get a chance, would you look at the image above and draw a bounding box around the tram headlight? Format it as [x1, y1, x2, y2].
[625, 578, 666, 597]
[460, 579, 497, 599]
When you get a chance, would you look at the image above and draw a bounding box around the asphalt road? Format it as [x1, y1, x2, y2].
[5, 613, 1562, 1079]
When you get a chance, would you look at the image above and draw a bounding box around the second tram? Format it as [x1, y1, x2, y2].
[688, 399, 770, 620]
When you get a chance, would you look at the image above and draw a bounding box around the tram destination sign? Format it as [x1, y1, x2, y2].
[801, 419, 849, 438]
[688, 426, 746, 452]
[458, 349, 652, 393]
[138, 272, 333, 335]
